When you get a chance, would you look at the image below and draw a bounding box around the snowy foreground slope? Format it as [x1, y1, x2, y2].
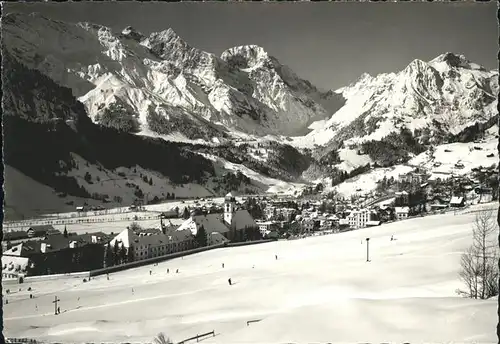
[3, 208, 497, 343]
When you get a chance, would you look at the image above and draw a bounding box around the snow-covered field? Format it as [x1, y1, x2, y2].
[202, 153, 306, 195]
[410, 135, 498, 176]
[328, 165, 414, 197]
[324, 128, 498, 199]
[3, 207, 497, 343]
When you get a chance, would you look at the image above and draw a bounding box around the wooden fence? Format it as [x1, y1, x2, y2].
[246, 319, 262, 326]
[4, 213, 164, 230]
[177, 330, 215, 344]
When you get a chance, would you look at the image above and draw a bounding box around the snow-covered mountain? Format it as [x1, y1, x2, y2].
[297, 53, 498, 154]
[3, 12, 341, 142]
[3, 11, 498, 218]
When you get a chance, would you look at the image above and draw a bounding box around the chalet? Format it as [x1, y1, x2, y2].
[27, 225, 59, 239]
[449, 196, 465, 208]
[394, 207, 410, 220]
[428, 196, 449, 211]
[2, 255, 29, 279]
[366, 220, 382, 227]
[475, 186, 494, 203]
[256, 220, 280, 235]
[338, 218, 351, 231]
[301, 218, 316, 232]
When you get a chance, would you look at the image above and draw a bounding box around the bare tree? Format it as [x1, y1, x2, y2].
[457, 209, 499, 299]
[153, 332, 173, 344]
[129, 221, 142, 231]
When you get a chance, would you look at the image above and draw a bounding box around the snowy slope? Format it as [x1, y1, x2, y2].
[3, 12, 336, 139]
[3, 166, 96, 220]
[324, 130, 497, 198]
[295, 53, 498, 150]
[201, 153, 306, 195]
[409, 134, 498, 176]
[3, 208, 496, 343]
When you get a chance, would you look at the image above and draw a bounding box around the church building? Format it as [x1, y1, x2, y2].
[177, 192, 258, 243]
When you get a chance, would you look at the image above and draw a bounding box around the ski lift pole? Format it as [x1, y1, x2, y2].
[366, 238, 370, 262]
[52, 295, 60, 315]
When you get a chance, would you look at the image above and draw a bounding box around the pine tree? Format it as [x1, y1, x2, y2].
[104, 242, 113, 267]
[113, 240, 120, 265]
[127, 244, 135, 263]
[119, 244, 127, 264]
[183, 207, 190, 219]
[63, 226, 68, 238]
[195, 225, 208, 247]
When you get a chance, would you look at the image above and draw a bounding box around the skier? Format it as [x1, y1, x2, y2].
[149, 270, 152, 275]
[57, 306, 60, 314]
[30, 294, 33, 299]
[35, 304, 38, 311]
[275, 255, 278, 260]
[228, 278, 232, 286]
[390, 235, 394, 241]
[132, 288, 135, 294]
[176, 269, 179, 273]
[107, 273, 110, 280]
[167, 268, 170, 273]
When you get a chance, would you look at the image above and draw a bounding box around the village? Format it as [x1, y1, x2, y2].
[2, 164, 497, 282]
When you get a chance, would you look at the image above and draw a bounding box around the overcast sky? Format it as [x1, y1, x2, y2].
[6, 1, 498, 91]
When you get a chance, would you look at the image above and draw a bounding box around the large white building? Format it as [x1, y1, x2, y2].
[347, 208, 371, 229]
[108, 226, 195, 261]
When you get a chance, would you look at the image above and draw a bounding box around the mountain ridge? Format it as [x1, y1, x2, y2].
[3, 12, 340, 140]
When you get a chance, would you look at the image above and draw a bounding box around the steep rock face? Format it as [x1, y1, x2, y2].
[299, 53, 498, 155]
[221, 45, 336, 135]
[3, 13, 334, 139]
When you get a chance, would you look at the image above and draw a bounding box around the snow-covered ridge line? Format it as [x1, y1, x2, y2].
[295, 52, 498, 150]
[2, 12, 336, 139]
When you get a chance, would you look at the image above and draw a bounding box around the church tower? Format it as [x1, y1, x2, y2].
[224, 192, 236, 226]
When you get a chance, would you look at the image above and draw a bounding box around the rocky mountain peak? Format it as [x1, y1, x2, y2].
[221, 45, 270, 70]
[430, 52, 485, 71]
[121, 26, 145, 42]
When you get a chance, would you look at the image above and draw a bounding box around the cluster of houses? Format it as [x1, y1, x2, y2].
[2, 226, 112, 279]
[251, 168, 496, 238]
[2, 193, 259, 278]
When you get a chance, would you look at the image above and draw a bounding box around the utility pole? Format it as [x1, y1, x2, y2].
[366, 238, 370, 262]
[53, 295, 60, 315]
